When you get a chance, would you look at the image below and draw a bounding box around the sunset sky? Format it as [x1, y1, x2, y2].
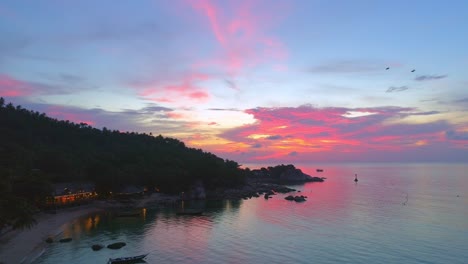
[1, 0, 467, 164]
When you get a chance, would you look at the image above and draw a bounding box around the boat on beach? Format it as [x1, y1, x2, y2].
[107, 253, 148, 263]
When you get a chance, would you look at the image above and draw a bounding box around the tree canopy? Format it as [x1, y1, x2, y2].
[0, 98, 245, 229]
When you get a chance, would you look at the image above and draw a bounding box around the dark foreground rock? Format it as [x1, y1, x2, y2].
[107, 242, 126, 249]
[45, 237, 53, 243]
[92, 244, 104, 251]
[285, 195, 307, 202]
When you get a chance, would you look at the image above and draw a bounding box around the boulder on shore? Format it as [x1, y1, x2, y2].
[59, 238, 72, 243]
[92, 244, 104, 251]
[45, 237, 53, 243]
[107, 242, 126, 249]
[285, 195, 295, 201]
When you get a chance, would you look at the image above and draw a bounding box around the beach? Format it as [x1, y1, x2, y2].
[0, 203, 107, 264]
[0, 194, 171, 264]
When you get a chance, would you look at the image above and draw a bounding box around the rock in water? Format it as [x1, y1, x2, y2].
[294, 196, 306, 202]
[107, 242, 127, 249]
[59, 238, 72, 243]
[91, 244, 104, 251]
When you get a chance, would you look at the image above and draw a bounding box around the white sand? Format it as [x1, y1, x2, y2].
[0, 203, 107, 264]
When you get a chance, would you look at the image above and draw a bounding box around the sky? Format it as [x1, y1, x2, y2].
[1, 0, 467, 164]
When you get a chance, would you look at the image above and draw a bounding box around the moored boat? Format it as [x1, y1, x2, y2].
[107, 253, 148, 264]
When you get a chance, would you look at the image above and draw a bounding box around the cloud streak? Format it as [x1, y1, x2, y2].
[386, 86, 409, 93]
[415, 75, 447, 81]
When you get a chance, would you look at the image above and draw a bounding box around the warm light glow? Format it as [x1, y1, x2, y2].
[247, 134, 271, 139]
[343, 111, 377, 118]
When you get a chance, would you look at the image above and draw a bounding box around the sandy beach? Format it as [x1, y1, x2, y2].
[0, 194, 176, 264]
[0, 203, 106, 264]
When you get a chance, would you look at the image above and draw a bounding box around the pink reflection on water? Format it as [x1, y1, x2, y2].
[142, 213, 214, 263]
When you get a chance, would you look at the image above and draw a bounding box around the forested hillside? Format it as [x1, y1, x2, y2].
[0, 97, 248, 229]
[0, 97, 245, 195]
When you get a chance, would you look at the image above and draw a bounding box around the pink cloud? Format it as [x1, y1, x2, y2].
[0, 74, 33, 97]
[215, 105, 458, 162]
[189, 0, 288, 78]
[46, 105, 95, 126]
[136, 72, 211, 104]
[166, 112, 185, 119]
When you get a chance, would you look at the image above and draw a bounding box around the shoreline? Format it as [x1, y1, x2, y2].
[0, 184, 308, 264]
[0, 203, 106, 264]
[0, 194, 177, 264]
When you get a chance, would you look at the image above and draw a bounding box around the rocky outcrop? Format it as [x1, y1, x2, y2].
[279, 168, 324, 183]
[206, 183, 296, 200]
[59, 238, 72, 243]
[285, 195, 307, 202]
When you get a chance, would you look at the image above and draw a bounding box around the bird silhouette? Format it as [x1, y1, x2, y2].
[386, 67, 390, 70]
[411, 69, 415, 72]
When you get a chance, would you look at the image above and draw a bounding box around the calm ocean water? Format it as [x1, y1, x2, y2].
[35, 163, 468, 264]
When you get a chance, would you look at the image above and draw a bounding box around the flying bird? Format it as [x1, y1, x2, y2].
[386, 67, 390, 70]
[411, 69, 415, 72]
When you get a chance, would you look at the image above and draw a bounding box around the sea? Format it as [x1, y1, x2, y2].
[34, 163, 468, 264]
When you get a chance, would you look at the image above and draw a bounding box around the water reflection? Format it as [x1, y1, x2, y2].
[36, 163, 468, 264]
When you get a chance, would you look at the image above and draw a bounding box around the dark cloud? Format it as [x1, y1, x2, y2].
[140, 105, 173, 112]
[251, 143, 262, 148]
[414, 75, 447, 81]
[266, 135, 282, 140]
[6, 99, 186, 135]
[409, 111, 440, 116]
[446, 130, 468, 141]
[386, 86, 409, 93]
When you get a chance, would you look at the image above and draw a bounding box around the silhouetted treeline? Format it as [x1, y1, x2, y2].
[0, 98, 245, 228]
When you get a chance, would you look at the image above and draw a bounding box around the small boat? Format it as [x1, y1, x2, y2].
[176, 209, 203, 216]
[108, 253, 148, 264]
[316, 169, 323, 172]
